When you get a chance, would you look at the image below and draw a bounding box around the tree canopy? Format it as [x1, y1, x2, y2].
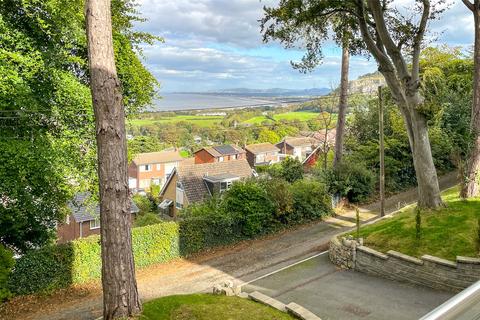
[0, 0, 159, 252]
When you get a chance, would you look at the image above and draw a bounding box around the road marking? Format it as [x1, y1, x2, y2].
[241, 250, 329, 286]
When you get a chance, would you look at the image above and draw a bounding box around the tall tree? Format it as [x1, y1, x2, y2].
[85, 0, 141, 318]
[0, 0, 158, 253]
[461, 0, 480, 198]
[333, 42, 350, 168]
[262, 0, 445, 208]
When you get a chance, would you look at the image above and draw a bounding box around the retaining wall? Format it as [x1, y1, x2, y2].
[329, 236, 480, 292]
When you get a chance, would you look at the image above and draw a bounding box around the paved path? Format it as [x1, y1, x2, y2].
[243, 253, 453, 320]
[2, 172, 459, 320]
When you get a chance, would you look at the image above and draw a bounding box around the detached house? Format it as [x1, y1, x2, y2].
[194, 144, 246, 164]
[57, 192, 139, 243]
[275, 137, 320, 162]
[159, 159, 253, 217]
[245, 143, 281, 167]
[128, 150, 184, 191]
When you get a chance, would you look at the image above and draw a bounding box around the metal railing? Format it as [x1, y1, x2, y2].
[420, 280, 480, 320]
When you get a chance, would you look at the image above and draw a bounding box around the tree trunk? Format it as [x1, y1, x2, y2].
[461, 0, 480, 198]
[333, 44, 350, 169]
[85, 0, 142, 319]
[402, 105, 443, 208]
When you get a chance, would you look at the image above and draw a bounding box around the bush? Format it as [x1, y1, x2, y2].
[262, 178, 294, 224]
[222, 180, 276, 237]
[321, 161, 376, 203]
[0, 244, 14, 301]
[134, 212, 162, 227]
[133, 194, 155, 214]
[279, 157, 304, 183]
[291, 179, 332, 221]
[9, 244, 74, 295]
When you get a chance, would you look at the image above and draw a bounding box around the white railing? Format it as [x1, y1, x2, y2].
[419, 280, 480, 320]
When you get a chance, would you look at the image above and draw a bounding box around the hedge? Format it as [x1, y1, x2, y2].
[10, 222, 180, 295]
[9, 180, 332, 296]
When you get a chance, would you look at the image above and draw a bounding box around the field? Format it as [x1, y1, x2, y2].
[243, 111, 322, 124]
[354, 186, 480, 261]
[128, 111, 327, 128]
[140, 294, 294, 320]
[128, 115, 224, 128]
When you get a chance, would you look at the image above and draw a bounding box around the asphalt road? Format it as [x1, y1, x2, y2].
[243, 253, 454, 320]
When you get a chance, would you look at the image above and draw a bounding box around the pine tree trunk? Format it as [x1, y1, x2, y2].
[461, 0, 480, 198]
[85, 0, 142, 318]
[333, 44, 349, 169]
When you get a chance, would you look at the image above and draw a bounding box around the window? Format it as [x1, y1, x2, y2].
[220, 181, 233, 193]
[233, 154, 238, 160]
[176, 181, 184, 209]
[218, 156, 224, 162]
[156, 164, 161, 170]
[90, 218, 100, 230]
[140, 164, 152, 172]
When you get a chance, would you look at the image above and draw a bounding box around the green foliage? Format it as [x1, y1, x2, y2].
[257, 129, 280, 144]
[133, 194, 156, 214]
[134, 212, 162, 228]
[9, 244, 74, 295]
[222, 180, 276, 237]
[263, 178, 294, 223]
[321, 161, 376, 203]
[291, 179, 332, 221]
[415, 208, 422, 241]
[0, 0, 158, 252]
[269, 157, 304, 183]
[352, 187, 480, 261]
[141, 294, 295, 320]
[0, 245, 14, 301]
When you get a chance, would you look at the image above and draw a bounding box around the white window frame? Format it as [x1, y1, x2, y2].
[218, 156, 224, 162]
[156, 163, 161, 170]
[90, 218, 100, 230]
[220, 180, 233, 193]
[140, 164, 152, 172]
[176, 181, 184, 209]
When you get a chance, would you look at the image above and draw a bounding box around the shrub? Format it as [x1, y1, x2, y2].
[321, 161, 376, 203]
[9, 244, 74, 295]
[222, 180, 276, 237]
[133, 194, 156, 214]
[262, 178, 294, 224]
[0, 244, 14, 301]
[134, 212, 162, 227]
[279, 157, 304, 183]
[291, 179, 332, 221]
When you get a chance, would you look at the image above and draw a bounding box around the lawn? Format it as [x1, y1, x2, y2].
[128, 115, 224, 127]
[243, 111, 323, 125]
[140, 294, 294, 320]
[354, 186, 480, 261]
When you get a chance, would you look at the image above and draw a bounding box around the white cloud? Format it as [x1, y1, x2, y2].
[135, 0, 475, 92]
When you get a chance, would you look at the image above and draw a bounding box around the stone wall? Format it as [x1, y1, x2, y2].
[329, 235, 480, 292]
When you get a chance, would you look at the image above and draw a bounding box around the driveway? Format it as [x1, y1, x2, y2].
[242, 253, 453, 320]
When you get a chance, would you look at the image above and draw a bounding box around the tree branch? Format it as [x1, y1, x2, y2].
[462, 0, 474, 11]
[367, 0, 410, 80]
[411, 0, 430, 82]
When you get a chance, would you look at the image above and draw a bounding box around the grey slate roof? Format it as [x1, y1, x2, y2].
[69, 192, 140, 223]
[175, 159, 253, 203]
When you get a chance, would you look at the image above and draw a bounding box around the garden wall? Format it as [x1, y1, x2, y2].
[329, 235, 480, 292]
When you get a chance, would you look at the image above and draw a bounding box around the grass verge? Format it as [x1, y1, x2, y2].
[354, 186, 480, 261]
[140, 294, 294, 320]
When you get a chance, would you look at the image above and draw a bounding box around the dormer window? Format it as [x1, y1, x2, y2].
[203, 173, 239, 195]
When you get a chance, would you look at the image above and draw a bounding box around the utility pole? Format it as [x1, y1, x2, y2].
[379, 86, 385, 217]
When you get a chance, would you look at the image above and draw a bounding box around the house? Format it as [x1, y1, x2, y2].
[275, 137, 320, 162]
[194, 144, 246, 164]
[159, 159, 253, 217]
[128, 150, 184, 191]
[57, 192, 140, 243]
[300, 128, 336, 152]
[245, 143, 281, 167]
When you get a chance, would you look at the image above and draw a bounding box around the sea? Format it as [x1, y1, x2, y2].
[148, 93, 312, 112]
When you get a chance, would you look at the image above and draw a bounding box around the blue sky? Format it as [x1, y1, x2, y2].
[135, 0, 474, 92]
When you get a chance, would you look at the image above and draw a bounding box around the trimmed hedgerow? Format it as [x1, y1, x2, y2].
[0, 244, 14, 301]
[9, 180, 332, 296]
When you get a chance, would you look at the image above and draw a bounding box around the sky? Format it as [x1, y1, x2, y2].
[135, 0, 474, 92]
